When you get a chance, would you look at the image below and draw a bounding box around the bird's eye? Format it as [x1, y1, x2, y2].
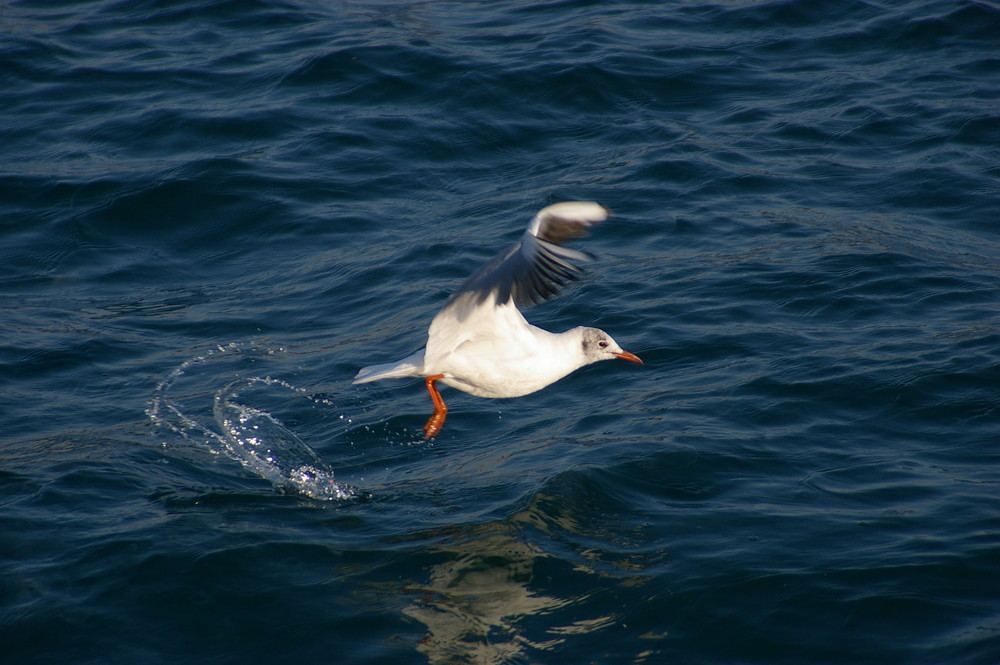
[598, 341, 608, 349]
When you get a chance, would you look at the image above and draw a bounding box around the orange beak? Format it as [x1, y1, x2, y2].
[614, 350, 643, 364]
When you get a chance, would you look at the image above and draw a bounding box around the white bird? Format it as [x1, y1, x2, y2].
[353, 201, 642, 438]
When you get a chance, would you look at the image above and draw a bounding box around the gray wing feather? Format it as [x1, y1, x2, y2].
[448, 203, 609, 309]
[453, 233, 592, 308]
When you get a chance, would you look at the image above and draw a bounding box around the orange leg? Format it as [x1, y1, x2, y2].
[423, 374, 448, 439]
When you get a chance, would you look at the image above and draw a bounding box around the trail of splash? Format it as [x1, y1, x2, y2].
[147, 342, 358, 501]
[213, 376, 357, 500]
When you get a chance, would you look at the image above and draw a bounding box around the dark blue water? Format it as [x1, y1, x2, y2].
[3, 1, 999, 663]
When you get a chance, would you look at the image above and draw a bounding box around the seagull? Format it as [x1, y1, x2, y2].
[353, 201, 643, 438]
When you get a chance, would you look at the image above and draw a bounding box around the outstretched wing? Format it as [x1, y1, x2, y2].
[447, 201, 610, 310]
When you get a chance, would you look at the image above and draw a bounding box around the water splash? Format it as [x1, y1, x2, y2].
[148, 342, 359, 501]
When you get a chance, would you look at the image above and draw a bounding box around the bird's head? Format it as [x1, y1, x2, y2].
[578, 327, 643, 365]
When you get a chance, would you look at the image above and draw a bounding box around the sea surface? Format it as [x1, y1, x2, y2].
[2, 1, 999, 663]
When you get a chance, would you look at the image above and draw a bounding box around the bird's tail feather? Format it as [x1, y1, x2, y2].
[352, 351, 424, 384]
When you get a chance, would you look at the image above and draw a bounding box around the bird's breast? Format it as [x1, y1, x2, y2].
[439, 372, 553, 399]
[434, 347, 583, 399]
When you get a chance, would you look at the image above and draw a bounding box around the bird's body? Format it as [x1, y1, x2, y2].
[356, 308, 609, 399]
[354, 201, 641, 437]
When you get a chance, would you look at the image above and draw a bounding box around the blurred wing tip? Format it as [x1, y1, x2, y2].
[529, 201, 611, 246]
[536, 201, 611, 221]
